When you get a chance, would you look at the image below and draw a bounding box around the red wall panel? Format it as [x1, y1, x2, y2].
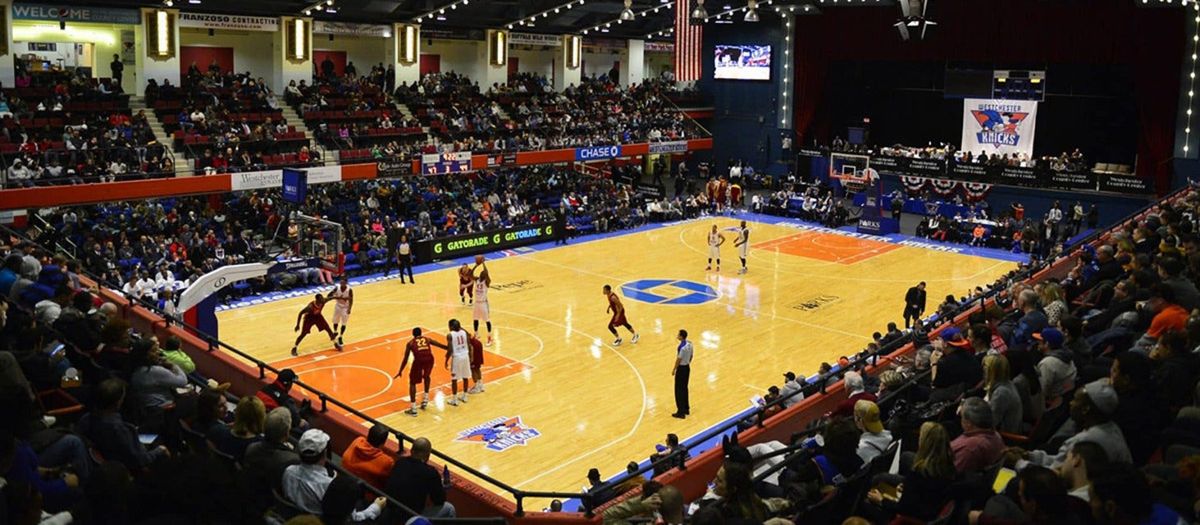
[180, 46, 234, 78]
[420, 54, 441, 76]
[313, 50, 347, 78]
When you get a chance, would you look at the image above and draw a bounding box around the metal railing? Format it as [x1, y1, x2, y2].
[0, 181, 1187, 517]
[0, 145, 177, 188]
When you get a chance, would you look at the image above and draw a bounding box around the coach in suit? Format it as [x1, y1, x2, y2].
[672, 329, 694, 419]
[903, 281, 927, 329]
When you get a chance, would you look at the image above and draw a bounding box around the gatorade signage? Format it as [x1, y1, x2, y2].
[415, 218, 564, 263]
[575, 145, 622, 161]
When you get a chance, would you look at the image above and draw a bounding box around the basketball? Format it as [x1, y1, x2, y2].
[475, 255, 485, 265]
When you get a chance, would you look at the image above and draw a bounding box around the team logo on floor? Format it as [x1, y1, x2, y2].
[455, 416, 541, 452]
[969, 108, 1030, 148]
[621, 279, 719, 305]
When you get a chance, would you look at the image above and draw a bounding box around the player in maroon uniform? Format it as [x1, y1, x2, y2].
[603, 284, 639, 347]
[468, 333, 485, 394]
[291, 294, 342, 356]
[458, 263, 474, 305]
[394, 327, 448, 416]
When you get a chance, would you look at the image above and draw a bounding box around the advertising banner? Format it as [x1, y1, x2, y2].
[179, 12, 279, 32]
[376, 159, 412, 178]
[230, 166, 341, 191]
[648, 140, 689, 154]
[509, 32, 561, 47]
[281, 168, 308, 204]
[313, 21, 391, 37]
[960, 98, 1039, 158]
[13, 3, 139, 24]
[575, 145, 622, 162]
[1098, 173, 1154, 194]
[414, 218, 564, 263]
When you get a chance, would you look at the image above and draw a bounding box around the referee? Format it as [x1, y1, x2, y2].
[672, 329, 693, 419]
[396, 234, 414, 284]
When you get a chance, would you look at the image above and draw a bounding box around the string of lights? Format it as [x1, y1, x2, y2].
[1186, 2, 1199, 154]
[506, 0, 587, 30]
[301, 0, 335, 16]
[413, 0, 471, 23]
[581, 1, 675, 35]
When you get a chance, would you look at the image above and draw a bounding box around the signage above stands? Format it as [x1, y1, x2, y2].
[13, 3, 140, 24]
[510, 32, 561, 47]
[648, 140, 688, 154]
[644, 42, 675, 53]
[575, 145, 623, 161]
[313, 21, 391, 37]
[422, 27, 485, 41]
[179, 12, 279, 32]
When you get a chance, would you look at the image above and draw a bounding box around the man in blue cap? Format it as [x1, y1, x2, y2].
[1034, 327, 1077, 411]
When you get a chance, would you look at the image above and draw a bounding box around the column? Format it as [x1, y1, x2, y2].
[554, 34, 581, 91]
[476, 29, 508, 89]
[274, 16, 313, 91]
[392, 23, 421, 87]
[621, 39, 644, 87]
[136, 7, 180, 96]
[0, 0, 13, 87]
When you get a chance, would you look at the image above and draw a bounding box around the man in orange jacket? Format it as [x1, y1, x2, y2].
[342, 424, 397, 488]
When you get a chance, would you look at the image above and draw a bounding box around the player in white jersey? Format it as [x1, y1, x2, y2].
[706, 224, 726, 272]
[443, 319, 472, 405]
[472, 261, 493, 346]
[733, 220, 750, 274]
[329, 275, 354, 346]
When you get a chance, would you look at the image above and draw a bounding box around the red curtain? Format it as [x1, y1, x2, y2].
[313, 50, 347, 77]
[420, 55, 441, 76]
[791, 0, 1185, 191]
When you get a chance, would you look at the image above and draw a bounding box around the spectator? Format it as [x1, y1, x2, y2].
[128, 338, 188, 422]
[1011, 289, 1049, 350]
[972, 465, 1086, 525]
[930, 327, 983, 393]
[75, 378, 169, 470]
[1109, 352, 1166, 465]
[1019, 380, 1132, 469]
[982, 353, 1023, 433]
[1089, 463, 1188, 525]
[951, 397, 1005, 473]
[865, 421, 956, 522]
[1156, 256, 1200, 311]
[342, 424, 396, 489]
[1007, 348, 1046, 426]
[830, 371, 877, 418]
[1034, 327, 1078, 411]
[602, 483, 684, 525]
[779, 371, 805, 409]
[1131, 284, 1188, 354]
[242, 406, 300, 503]
[282, 428, 335, 515]
[157, 335, 194, 374]
[853, 400, 893, 463]
[383, 437, 454, 520]
[1057, 440, 1108, 502]
[206, 395, 264, 461]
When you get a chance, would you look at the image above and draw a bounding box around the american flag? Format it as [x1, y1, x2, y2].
[674, 0, 703, 82]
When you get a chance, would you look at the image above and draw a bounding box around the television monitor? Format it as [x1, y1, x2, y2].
[713, 44, 771, 80]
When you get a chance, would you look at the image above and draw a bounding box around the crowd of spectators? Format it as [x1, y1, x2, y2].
[0, 240, 464, 522]
[585, 187, 1200, 524]
[831, 140, 1092, 172]
[0, 71, 173, 188]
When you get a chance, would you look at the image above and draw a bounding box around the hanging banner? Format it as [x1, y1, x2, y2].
[960, 98, 1038, 158]
[422, 28, 485, 41]
[509, 32, 561, 47]
[313, 21, 391, 37]
[179, 12, 279, 32]
[645, 41, 675, 53]
[13, 3, 140, 24]
[649, 140, 689, 154]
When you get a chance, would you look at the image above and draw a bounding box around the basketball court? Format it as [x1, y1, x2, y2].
[215, 214, 1018, 505]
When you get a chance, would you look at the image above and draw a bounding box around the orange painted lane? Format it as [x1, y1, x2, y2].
[753, 231, 901, 264]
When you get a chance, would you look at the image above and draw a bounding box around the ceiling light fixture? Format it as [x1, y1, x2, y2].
[744, 0, 759, 21]
[691, 0, 709, 21]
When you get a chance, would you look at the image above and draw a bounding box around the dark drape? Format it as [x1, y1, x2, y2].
[791, 0, 1185, 191]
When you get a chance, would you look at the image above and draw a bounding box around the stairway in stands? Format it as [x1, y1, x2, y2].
[130, 96, 186, 174]
[278, 105, 327, 165]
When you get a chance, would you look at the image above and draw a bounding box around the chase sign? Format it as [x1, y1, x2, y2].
[575, 145, 622, 161]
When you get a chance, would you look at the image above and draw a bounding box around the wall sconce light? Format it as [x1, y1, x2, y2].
[287, 18, 310, 61]
[146, 9, 175, 59]
[488, 29, 508, 66]
[397, 24, 418, 64]
[565, 34, 581, 69]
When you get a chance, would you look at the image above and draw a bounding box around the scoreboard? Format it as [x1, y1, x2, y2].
[421, 151, 473, 174]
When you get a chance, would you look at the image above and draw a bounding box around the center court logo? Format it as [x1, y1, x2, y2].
[622, 279, 719, 305]
[455, 416, 541, 452]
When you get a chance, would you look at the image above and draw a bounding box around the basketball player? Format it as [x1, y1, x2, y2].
[706, 224, 726, 271]
[458, 263, 474, 305]
[472, 262, 493, 346]
[603, 284, 639, 346]
[393, 327, 448, 416]
[329, 276, 353, 346]
[468, 332, 486, 394]
[444, 319, 472, 405]
[291, 294, 342, 356]
[733, 220, 750, 274]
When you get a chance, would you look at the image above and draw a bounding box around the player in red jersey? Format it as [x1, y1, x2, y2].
[458, 263, 474, 305]
[291, 294, 342, 356]
[394, 327, 449, 416]
[467, 332, 486, 394]
[603, 284, 639, 347]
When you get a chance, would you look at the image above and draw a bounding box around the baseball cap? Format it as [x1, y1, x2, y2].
[938, 327, 971, 348]
[855, 400, 884, 433]
[406, 518, 433, 525]
[277, 368, 298, 385]
[297, 428, 330, 456]
[783, 371, 796, 381]
[1082, 380, 1119, 415]
[1031, 328, 1064, 349]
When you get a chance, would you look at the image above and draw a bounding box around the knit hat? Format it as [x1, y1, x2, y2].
[1082, 380, 1119, 416]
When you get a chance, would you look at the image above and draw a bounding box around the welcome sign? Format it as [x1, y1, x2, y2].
[960, 98, 1038, 158]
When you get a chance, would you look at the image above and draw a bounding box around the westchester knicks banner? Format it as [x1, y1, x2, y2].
[960, 98, 1039, 158]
